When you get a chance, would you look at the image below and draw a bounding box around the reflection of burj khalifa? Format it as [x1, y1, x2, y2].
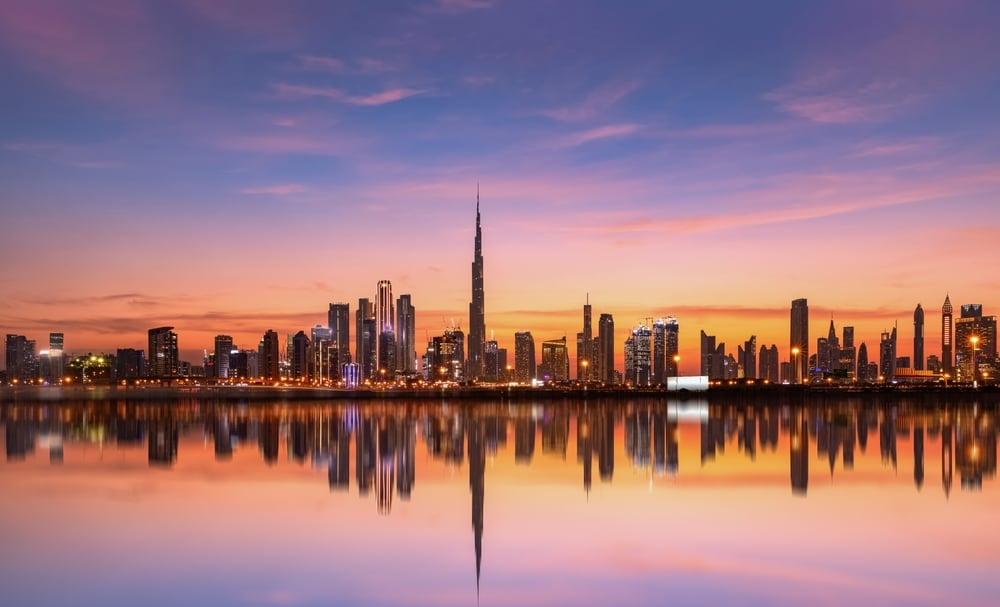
[468, 418, 486, 596]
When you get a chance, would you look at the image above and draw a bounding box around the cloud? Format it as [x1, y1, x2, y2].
[273, 83, 426, 106]
[539, 79, 642, 122]
[214, 132, 360, 156]
[3, 141, 121, 169]
[426, 0, 496, 14]
[242, 183, 308, 196]
[13, 293, 192, 308]
[296, 55, 398, 74]
[852, 137, 939, 158]
[557, 123, 641, 148]
[766, 70, 920, 124]
[296, 54, 346, 73]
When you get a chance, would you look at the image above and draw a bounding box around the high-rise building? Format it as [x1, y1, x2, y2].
[914, 304, 925, 371]
[377, 330, 396, 378]
[626, 325, 652, 386]
[955, 304, 997, 382]
[857, 342, 870, 382]
[214, 335, 234, 379]
[539, 337, 569, 382]
[311, 324, 334, 382]
[740, 336, 757, 379]
[790, 299, 809, 384]
[259, 330, 280, 380]
[879, 326, 897, 381]
[514, 332, 536, 383]
[395, 294, 416, 373]
[5, 334, 38, 383]
[291, 331, 310, 380]
[840, 326, 856, 378]
[577, 296, 593, 381]
[758, 344, 779, 383]
[147, 327, 179, 378]
[429, 328, 465, 381]
[47, 332, 64, 382]
[375, 280, 394, 368]
[484, 340, 500, 382]
[598, 314, 615, 384]
[942, 295, 954, 374]
[115, 348, 145, 380]
[328, 302, 351, 373]
[468, 188, 486, 380]
[652, 317, 678, 384]
[356, 298, 375, 381]
[700, 330, 716, 378]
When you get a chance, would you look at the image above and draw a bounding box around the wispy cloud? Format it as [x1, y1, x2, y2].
[242, 183, 308, 196]
[295, 54, 399, 74]
[3, 141, 121, 169]
[766, 70, 921, 124]
[273, 83, 426, 106]
[557, 123, 641, 148]
[214, 132, 361, 156]
[539, 79, 642, 122]
[426, 0, 497, 15]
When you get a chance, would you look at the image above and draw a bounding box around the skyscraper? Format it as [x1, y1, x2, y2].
[598, 314, 615, 384]
[539, 337, 569, 382]
[740, 335, 757, 379]
[626, 325, 652, 386]
[375, 280, 394, 369]
[942, 295, 954, 374]
[514, 331, 536, 383]
[148, 327, 179, 378]
[484, 340, 500, 382]
[395, 294, 416, 373]
[356, 298, 375, 381]
[259, 330, 280, 380]
[955, 304, 997, 382]
[5, 334, 37, 383]
[328, 302, 351, 373]
[790, 299, 809, 384]
[577, 296, 593, 381]
[700, 330, 716, 378]
[879, 326, 897, 381]
[914, 303, 925, 371]
[214, 335, 233, 379]
[291, 330, 310, 380]
[47, 332, 64, 382]
[857, 342, 870, 382]
[468, 188, 486, 380]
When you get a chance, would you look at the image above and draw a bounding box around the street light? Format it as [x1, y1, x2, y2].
[673, 354, 681, 379]
[791, 347, 801, 385]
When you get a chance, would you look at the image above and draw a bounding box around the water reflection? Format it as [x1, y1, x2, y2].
[2, 397, 998, 605]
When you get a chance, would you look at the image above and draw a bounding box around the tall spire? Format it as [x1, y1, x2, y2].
[468, 185, 486, 380]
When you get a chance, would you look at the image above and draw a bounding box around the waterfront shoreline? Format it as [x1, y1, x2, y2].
[2, 384, 998, 403]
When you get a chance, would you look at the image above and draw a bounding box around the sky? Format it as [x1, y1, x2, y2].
[1, 0, 999, 371]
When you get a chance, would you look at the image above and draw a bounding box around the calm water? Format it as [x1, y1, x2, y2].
[1, 397, 998, 606]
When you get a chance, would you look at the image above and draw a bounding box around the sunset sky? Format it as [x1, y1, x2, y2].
[1, 0, 999, 371]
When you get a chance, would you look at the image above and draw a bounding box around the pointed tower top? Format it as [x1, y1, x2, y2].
[943, 294, 953, 314]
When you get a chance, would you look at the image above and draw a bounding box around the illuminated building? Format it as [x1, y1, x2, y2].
[539, 336, 569, 382]
[214, 335, 233, 378]
[913, 304, 925, 370]
[739, 335, 757, 379]
[430, 328, 465, 381]
[790, 298, 809, 383]
[955, 304, 997, 381]
[468, 188, 486, 380]
[311, 325, 334, 382]
[46, 332, 64, 381]
[375, 280, 394, 368]
[328, 302, 351, 375]
[484, 340, 499, 382]
[598, 314, 615, 383]
[356, 298, 375, 381]
[378, 330, 396, 378]
[147, 326, 179, 378]
[259, 330, 280, 380]
[514, 331, 536, 382]
[879, 326, 897, 381]
[626, 325, 651, 386]
[395, 294, 416, 373]
[341, 362, 360, 388]
[577, 296, 593, 381]
[942, 295, 954, 374]
[653, 317, 678, 384]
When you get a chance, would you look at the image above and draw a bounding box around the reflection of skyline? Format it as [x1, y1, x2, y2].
[3, 398, 999, 601]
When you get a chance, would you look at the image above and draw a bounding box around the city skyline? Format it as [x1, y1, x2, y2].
[2, 1, 1000, 375]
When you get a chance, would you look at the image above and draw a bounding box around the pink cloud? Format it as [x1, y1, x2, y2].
[427, 0, 496, 14]
[215, 133, 360, 156]
[273, 83, 426, 106]
[539, 79, 642, 122]
[558, 123, 642, 147]
[296, 54, 346, 73]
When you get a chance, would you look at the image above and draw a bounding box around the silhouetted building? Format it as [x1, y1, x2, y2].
[913, 304, 925, 371]
[468, 189, 486, 380]
[598, 314, 615, 383]
[328, 302, 351, 377]
[395, 294, 416, 373]
[115, 348, 145, 380]
[356, 298, 375, 381]
[739, 335, 757, 379]
[790, 298, 809, 383]
[879, 326, 897, 381]
[291, 331, 310, 380]
[214, 335, 233, 379]
[577, 296, 594, 381]
[857, 342, 870, 382]
[259, 330, 280, 380]
[5, 334, 37, 383]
